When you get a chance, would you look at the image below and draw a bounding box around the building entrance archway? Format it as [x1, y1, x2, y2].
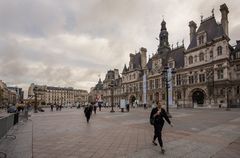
[192, 90, 205, 105]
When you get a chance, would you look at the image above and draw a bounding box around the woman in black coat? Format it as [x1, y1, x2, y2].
[150, 102, 173, 153]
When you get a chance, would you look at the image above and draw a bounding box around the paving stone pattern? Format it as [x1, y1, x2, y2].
[0, 108, 239, 158]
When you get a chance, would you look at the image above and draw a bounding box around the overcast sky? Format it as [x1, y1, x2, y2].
[0, 0, 239, 97]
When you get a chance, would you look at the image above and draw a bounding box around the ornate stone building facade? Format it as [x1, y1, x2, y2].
[28, 83, 88, 107]
[90, 3, 240, 108]
[0, 80, 17, 107]
[89, 69, 123, 107]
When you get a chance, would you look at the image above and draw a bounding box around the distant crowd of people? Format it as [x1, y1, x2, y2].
[50, 104, 63, 111]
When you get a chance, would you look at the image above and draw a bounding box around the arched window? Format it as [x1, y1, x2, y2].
[194, 55, 197, 62]
[189, 56, 193, 64]
[217, 46, 222, 56]
[199, 52, 204, 61]
[210, 51, 213, 60]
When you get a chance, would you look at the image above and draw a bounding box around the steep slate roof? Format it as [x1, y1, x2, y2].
[147, 45, 185, 71]
[188, 16, 226, 50]
[146, 57, 153, 71]
[47, 86, 73, 90]
[168, 46, 185, 68]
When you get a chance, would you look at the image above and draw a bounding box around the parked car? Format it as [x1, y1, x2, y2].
[7, 106, 17, 113]
[38, 107, 45, 112]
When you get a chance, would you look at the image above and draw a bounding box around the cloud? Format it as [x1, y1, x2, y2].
[0, 0, 239, 98]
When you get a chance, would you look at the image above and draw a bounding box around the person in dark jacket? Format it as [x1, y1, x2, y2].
[84, 105, 93, 123]
[150, 102, 173, 154]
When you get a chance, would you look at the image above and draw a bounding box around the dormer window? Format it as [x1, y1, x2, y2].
[197, 31, 207, 46]
[199, 35, 204, 45]
[217, 46, 222, 56]
[189, 56, 193, 64]
[199, 52, 204, 61]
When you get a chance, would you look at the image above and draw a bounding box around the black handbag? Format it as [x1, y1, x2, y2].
[150, 117, 155, 125]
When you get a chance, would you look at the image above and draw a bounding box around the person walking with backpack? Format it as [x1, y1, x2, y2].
[150, 102, 173, 154]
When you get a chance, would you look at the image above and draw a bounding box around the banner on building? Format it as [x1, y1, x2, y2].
[168, 68, 173, 107]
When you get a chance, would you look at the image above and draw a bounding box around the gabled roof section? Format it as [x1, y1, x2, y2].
[187, 16, 226, 50]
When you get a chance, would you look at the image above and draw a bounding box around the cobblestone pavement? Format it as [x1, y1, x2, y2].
[0, 107, 240, 158]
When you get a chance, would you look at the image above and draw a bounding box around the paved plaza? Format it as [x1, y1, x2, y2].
[0, 107, 240, 158]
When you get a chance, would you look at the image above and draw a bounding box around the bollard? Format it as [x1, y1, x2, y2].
[13, 112, 19, 125]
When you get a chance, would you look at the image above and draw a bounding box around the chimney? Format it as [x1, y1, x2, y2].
[189, 21, 197, 42]
[220, 3, 229, 36]
[236, 40, 240, 45]
[114, 69, 119, 79]
[140, 47, 147, 69]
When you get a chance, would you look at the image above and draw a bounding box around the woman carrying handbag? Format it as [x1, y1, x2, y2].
[150, 102, 173, 154]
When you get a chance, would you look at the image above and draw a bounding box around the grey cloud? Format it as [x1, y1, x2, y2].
[0, 0, 239, 95]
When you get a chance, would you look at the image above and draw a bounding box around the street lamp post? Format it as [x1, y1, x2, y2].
[33, 87, 45, 113]
[162, 66, 175, 118]
[109, 80, 115, 113]
[34, 91, 38, 113]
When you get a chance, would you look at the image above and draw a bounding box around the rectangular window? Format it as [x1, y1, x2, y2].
[176, 74, 181, 85]
[155, 79, 159, 89]
[199, 35, 204, 45]
[152, 80, 155, 89]
[189, 76, 194, 84]
[217, 69, 224, 79]
[149, 80, 153, 90]
[162, 78, 165, 88]
[139, 82, 143, 91]
[199, 74, 205, 83]
[194, 73, 198, 83]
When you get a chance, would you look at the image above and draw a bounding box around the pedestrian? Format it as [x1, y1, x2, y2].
[50, 104, 54, 111]
[98, 102, 102, 111]
[84, 105, 93, 123]
[93, 102, 97, 114]
[150, 102, 173, 154]
[126, 103, 129, 112]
